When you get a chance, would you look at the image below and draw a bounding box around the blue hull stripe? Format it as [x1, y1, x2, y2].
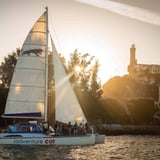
[2, 112, 42, 118]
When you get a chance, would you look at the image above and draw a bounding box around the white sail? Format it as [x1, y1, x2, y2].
[51, 38, 87, 124]
[3, 11, 48, 119]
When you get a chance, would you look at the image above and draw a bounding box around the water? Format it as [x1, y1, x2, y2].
[0, 135, 160, 160]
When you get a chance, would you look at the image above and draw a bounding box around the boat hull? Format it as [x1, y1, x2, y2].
[0, 134, 95, 145]
[95, 134, 105, 144]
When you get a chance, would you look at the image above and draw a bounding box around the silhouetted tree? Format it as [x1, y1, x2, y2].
[66, 49, 102, 93]
[64, 49, 103, 122]
[90, 59, 103, 99]
[0, 48, 20, 88]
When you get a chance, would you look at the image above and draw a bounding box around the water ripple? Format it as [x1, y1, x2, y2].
[0, 135, 160, 160]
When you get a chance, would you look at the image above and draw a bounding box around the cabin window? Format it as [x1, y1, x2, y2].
[8, 125, 17, 133]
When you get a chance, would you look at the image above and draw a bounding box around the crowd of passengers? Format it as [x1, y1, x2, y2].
[2, 121, 95, 136]
[52, 122, 95, 136]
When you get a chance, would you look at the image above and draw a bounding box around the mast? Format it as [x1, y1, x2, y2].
[44, 7, 49, 122]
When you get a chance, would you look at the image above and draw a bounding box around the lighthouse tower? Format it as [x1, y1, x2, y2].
[128, 44, 137, 74]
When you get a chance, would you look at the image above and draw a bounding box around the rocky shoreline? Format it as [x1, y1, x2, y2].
[98, 125, 160, 135]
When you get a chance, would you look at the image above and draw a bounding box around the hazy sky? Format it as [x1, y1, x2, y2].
[0, 0, 160, 84]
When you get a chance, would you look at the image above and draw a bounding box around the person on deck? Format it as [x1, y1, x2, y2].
[42, 121, 49, 135]
[68, 121, 72, 136]
[73, 122, 78, 136]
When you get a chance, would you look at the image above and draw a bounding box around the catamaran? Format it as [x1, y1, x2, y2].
[0, 7, 105, 145]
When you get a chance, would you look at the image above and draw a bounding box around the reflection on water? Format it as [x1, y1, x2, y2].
[0, 135, 160, 160]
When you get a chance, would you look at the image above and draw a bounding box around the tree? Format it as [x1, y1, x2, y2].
[90, 59, 103, 99]
[66, 49, 103, 97]
[65, 49, 103, 122]
[0, 48, 20, 88]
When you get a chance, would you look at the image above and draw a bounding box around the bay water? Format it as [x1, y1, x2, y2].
[0, 135, 160, 160]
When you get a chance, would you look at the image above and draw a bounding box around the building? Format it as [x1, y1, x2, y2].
[128, 44, 160, 75]
[127, 44, 160, 116]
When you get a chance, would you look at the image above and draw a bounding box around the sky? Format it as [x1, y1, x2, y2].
[0, 0, 160, 84]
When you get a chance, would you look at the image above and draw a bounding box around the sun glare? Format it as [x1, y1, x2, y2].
[75, 66, 81, 73]
[15, 84, 21, 94]
[60, 35, 119, 83]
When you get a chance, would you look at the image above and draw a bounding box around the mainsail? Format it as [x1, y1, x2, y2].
[3, 11, 48, 119]
[51, 38, 87, 124]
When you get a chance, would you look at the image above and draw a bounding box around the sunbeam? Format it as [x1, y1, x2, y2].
[75, 0, 160, 26]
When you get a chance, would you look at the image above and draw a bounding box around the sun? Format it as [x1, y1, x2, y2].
[74, 65, 81, 73]
[59, 34, 117, 83]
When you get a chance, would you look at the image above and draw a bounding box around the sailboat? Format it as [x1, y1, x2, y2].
[0, 7, 104, 145]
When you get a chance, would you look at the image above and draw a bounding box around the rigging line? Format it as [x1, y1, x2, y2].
[48, 11, 63, 54]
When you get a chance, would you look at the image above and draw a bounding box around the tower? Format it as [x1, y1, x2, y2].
[128, 44, 137, 74]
